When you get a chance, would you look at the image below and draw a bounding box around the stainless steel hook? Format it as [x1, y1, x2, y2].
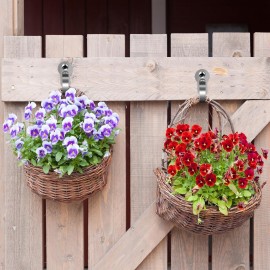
[58, 61, 73, 92]
[195, 69, 210, 102]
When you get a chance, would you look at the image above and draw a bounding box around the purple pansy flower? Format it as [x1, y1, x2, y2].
[17, 123, 24, 132]
[10, 124, 22, 138]
[59, 129, 66, 141]
[58, 104, 67, 118]
[41, 99, 54, 112]
[39, 125, 50, 140]
[35, 108, 46, 120]
[50, 129, 61, 145]
[3, 119, 13, 132]
[104, 116, 118, 128]
[25, 102, 36, 111]
[63, 136, 78, 147]
[36, 120, 45, 128]
[24, 109, 32, 120]
[8, 113, 17, 124]
[49, 90, 61, 105]
[15, 139, 24, 150]
[65, 88, 76, 102]
[112, 112, 120, 123]
[76, 95, 90, 109]
[62, 117, 73, 132]
[27, 125, 40, 138]
[89, 100, 95, 110]
[84, 112, 99, 122]
[104, 108, 113, 116]
[98, 124, 112, 139]
[42, 141, 52, 153]
[62, 104, 78, 117]
[67, 144, 79, 159]
[94, 107, 105, 118]
[46, 117, 57, 131]
[36, 147, 47, 158]
[82, 118, 94, 133]
[98, 101, 107, 108]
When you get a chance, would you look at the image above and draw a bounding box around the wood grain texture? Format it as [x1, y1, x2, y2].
[212, 33, 251, 270]
[3, 57, 270, 101]
[46, 36, 84, 270]
[253, 32, 270, 270]
[0, 1, 14, 268]
[130, 34, 168, 270]
[3, 36, 43, 270]
[87, 35, 126, 268]
[152, 0, 166, 34]
[170, 33, 209, 270]
[92, 203, 173, 270]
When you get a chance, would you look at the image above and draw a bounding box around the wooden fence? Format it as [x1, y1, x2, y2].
[1, 33, 270, 270]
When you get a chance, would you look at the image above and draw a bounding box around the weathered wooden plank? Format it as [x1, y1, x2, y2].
[2, 57, 270, 101]
[170, 33, 209, 270]
[130, 34, 168, 270]
[253, 32, 270, 270]
[87, 34, 126, 268]
[212, 33, 251, 270]
[3, 36, 43, 270]
[45, 35, 84, 270]
[151, 0, 166, 34]
[93, 202, 173, 270]
[0, 1, 14, 268]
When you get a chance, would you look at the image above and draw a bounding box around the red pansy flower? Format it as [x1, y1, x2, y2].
[248, 161, 257, 169]
[228, 167, 239, 180]
[175, 143, 186, 156]
[196, 175, 205, 188]
[205, 173, 217, 187]
[248, 152, 258, 162]
[235, 160, 244, 172]
[175, 157, 182, 170]
[199, 135, 212, 150]
[222, 139, 234, 152]
[239, 132, 247, 144]
[181, 131, 192, 144]
[182, 152, 194, 166]
[173, 135, 181, 142]
[238, 202, 245, 210]
[257, 157, 264, 167]
[168, 165, 177, 176]
[168, 141, 178, 151]
[176, 124, 189, 136]
[200, 163, 212, 176]
[188, 162, 198, 176]
[244, 167, 254, 180]
[164, 139, 171, 149]
[257, 167, 263, 174]
[239, 142, 248, 154]
[262, 148, 268, 159]
[247, 143, 256, 152]
[208, 131, 217, 139]
[191, 124, 202, 137]
[238, 178, 248, 189]
[228, 133, 239, 145]
[166, 127, 175, 139]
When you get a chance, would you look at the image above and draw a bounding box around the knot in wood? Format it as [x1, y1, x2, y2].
[235, 265, 246, 270]
[146, 60, 156, 72]
[232, 50, 242, 57]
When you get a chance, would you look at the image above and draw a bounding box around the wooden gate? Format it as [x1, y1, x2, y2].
[1, 33, 270, 270]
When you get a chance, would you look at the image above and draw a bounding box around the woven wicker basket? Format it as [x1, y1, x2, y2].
[24, 149, 112, 202]
[154, 98, 263, 235]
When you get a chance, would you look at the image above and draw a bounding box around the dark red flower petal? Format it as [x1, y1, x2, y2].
[175, 157, 182, 170]
[166, 127, 175, 139]
[200, 163, 212, 177]
[244, 167, 254, 180]
[262, 148, 268, 159]
[199, 135, 212, 150]
[175, 143, 186, 156]
[168, 141, 178, 151]
[228, 133, 239, 145]
[181, 131, 192, 144]
[182, 152, 194, 166]
[168, 165, 177, 176]
[235, 160, 244, 172]
[238, 202, 246, 210]
[196, 175, 205, 188]
[164, 139, 171, 149]
[238, 178, 248, 189]
[205, 173, 217, 187]
[176, 124, 189, 136]
[191, 124, 202, 137]
[188, 162, 198, 176]
[222, 139, 234, 152]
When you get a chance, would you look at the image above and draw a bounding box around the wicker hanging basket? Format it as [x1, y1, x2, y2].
[24, 148, 112, 202]
[154, 98, 262, 235]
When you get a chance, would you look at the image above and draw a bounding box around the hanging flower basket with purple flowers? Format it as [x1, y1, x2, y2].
[3, 88, 120, 202]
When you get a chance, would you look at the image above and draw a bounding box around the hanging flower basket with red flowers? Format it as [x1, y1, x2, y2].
[154, 98, 267, 235]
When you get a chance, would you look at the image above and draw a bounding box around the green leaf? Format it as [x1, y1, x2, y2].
[228, 183, 239, 195]
[226, 199, 232, 208]
[43, 164, 50, 174]
[187, 195, 198, 202]
[55, 152, 63, 162]
[243, 190, 252, 197]
[218, 200, 228, 216]
[31, 159, 37, 166]
[79, 160, 89, 167]
[193, 198, 205, 215]
[175, 187, 187, 195]
[67, 165, 75, 175]
[92, 149, 103, 156]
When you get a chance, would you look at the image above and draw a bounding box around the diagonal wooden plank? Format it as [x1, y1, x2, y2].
[2, 57, 270, 101]
[45, 35, 84, 270]
[171, 33, 209, 270]
[87, 34, 126, 268]
[212, 32, 251, 270]
[130, 34, 168, 270]
[3, 36, 43, 270]
[225, 100, 270, 141]
[253, 32, 270, 270]
[93, 202, 173, 270]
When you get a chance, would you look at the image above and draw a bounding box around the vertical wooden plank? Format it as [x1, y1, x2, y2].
[87, 34, 126, 268]
[130, 34, 168, 270]
[152, 0, 166, 34]
[212, 33, 251, 270]
[253, 32, 270, 270]
[24, 0, 42, 36]
[170, 33, 209, 270]
[45, 35, 84, 270]
[0, 2, 15, 268]
[3, 36, 43, 270]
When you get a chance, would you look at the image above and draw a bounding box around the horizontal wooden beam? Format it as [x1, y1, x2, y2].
[93, 202, 173, 270]
[1, 57, 270, 101]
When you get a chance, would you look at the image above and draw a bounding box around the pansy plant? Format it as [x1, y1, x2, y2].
[3, 88, 120, 176]
[164, 124, 268, 222]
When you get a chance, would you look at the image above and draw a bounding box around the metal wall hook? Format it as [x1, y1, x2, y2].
[58, 61, 73, 92]
[195, 69, 210, 102]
